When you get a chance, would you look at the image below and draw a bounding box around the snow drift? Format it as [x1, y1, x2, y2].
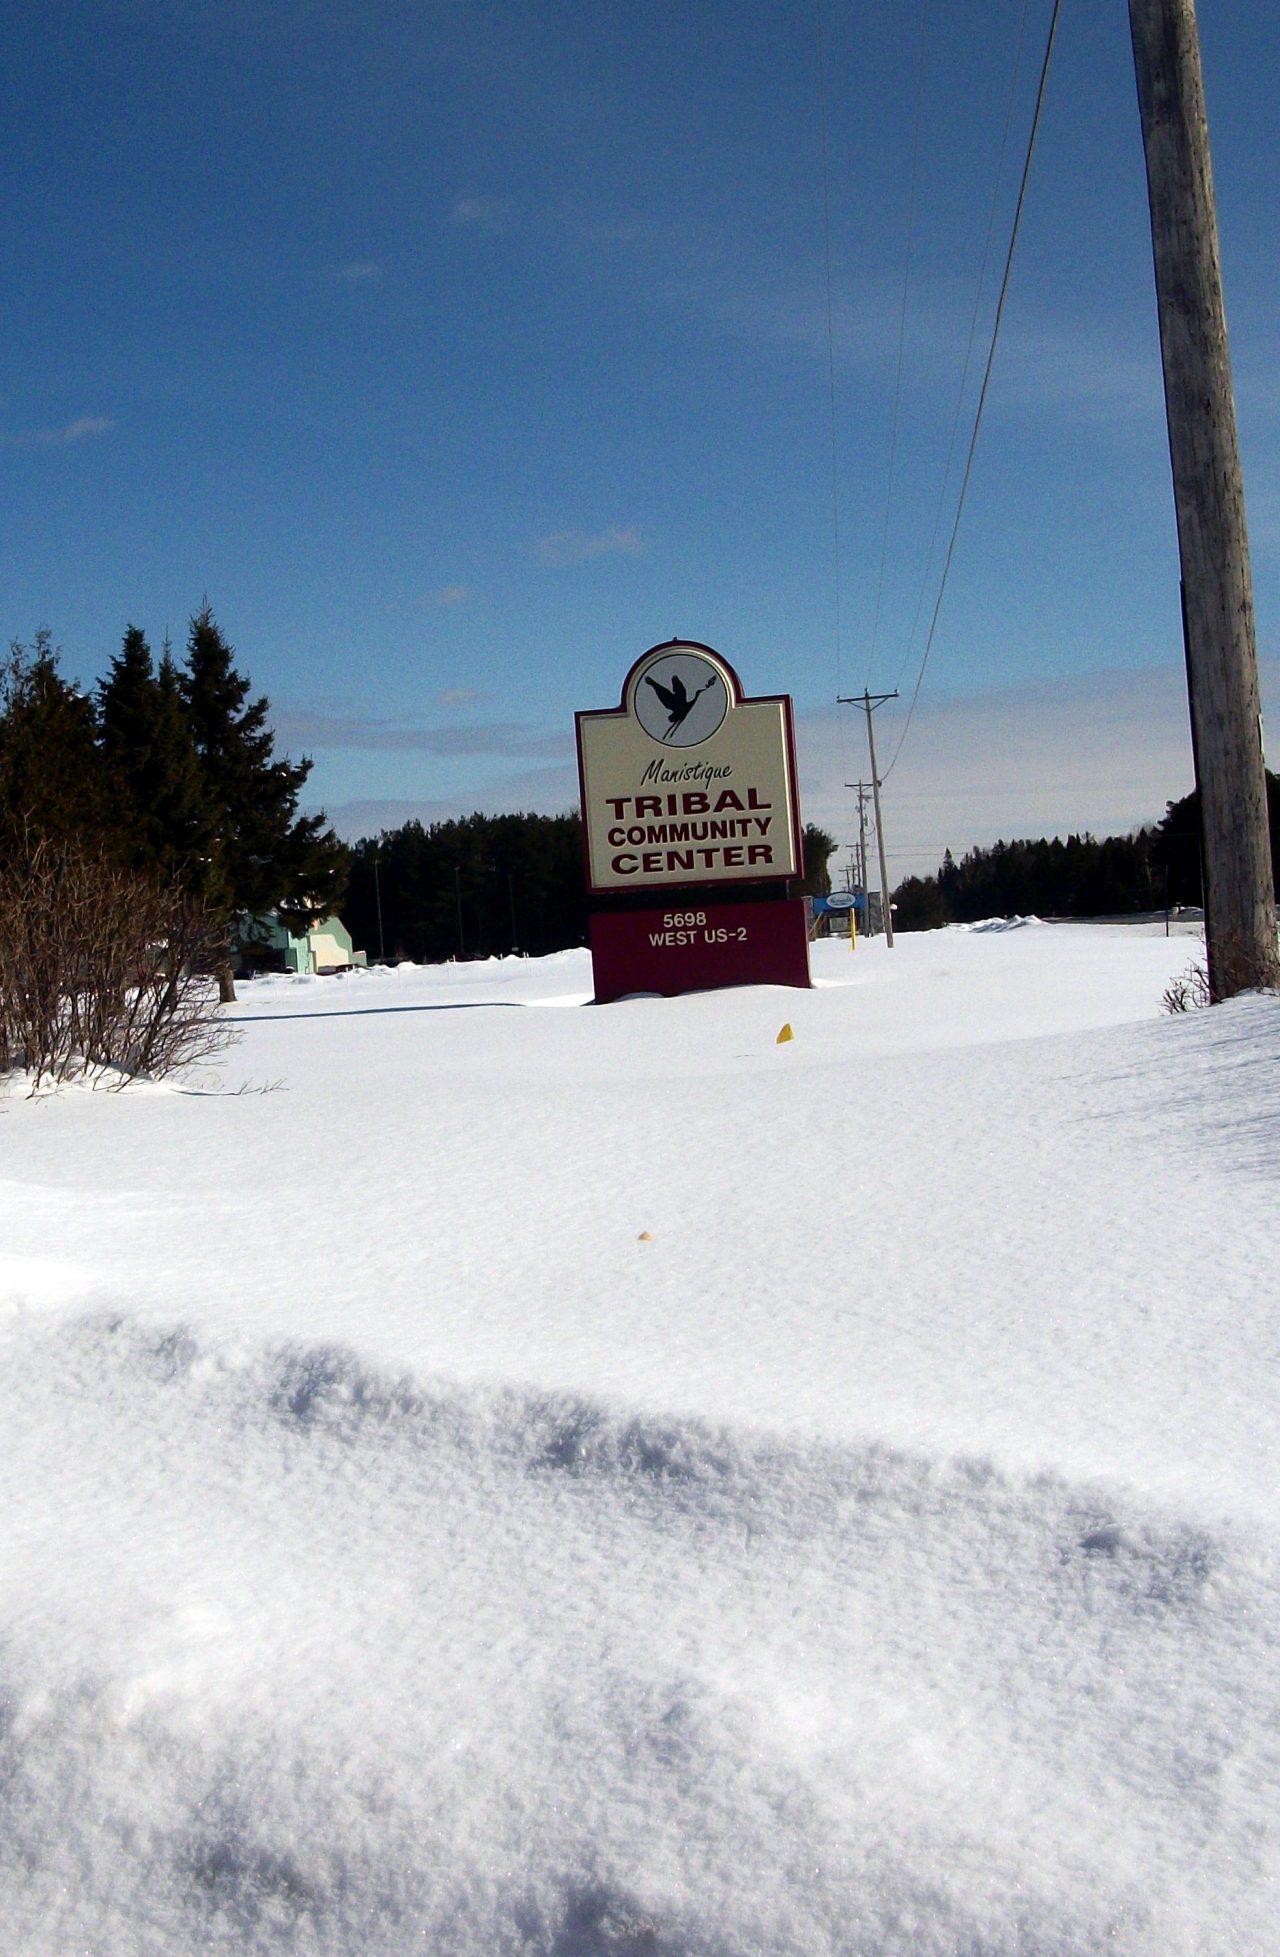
[1, 925, 1276, 1955]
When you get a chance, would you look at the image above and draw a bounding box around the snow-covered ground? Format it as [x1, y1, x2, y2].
[2, 921, 1277, 1956]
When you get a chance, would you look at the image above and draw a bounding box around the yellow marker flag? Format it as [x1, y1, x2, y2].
[776, 1023, 793, 1044]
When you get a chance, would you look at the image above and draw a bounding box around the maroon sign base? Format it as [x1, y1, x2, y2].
[589, 897, 811, 1004]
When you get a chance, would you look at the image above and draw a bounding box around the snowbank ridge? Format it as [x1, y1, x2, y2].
[3, 1314, 1276, 1956]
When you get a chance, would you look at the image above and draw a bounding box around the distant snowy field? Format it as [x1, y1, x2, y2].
[2, 921, 1277, 1956]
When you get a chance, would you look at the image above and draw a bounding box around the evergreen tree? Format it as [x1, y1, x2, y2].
[97, 627, 208, 878]
[178, 606, 348, 993]
[799, 824, 836, 897]
[152, 643, 210, 870]
[96, 625, 155, 759]
[0, 630, 109, 848]
[893, 874, 947, 931]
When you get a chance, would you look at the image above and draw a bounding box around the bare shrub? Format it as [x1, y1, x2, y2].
[0, 834, 237, 1089]
[1162, 959, 1211, 1014]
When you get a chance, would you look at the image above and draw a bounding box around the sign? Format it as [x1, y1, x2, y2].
[576, 641, 803, 894]
[576, 641, 811, 1004]
[589, 898, 811, 1004]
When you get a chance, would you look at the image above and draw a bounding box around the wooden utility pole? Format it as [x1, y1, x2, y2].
[845, 780, 873, 938]
[1129, 0, 1278, 997]
[838, 693, 898, 945]
[373, 850, 386, 963]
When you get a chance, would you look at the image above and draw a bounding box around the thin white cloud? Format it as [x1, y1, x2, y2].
[991, 317, 1161, 423]
[427, 585, 471, 608]
[654, 237, 1165, 426]
[451, 194, 516, 235]
[534, 524, 645, 568]
[273, 707, 570, 762]
[435, 686, 485, 708]
[62, 415, 114, 442]
[0, 415, 115, 448]
[325, 795, 470, 837]
[307, 662, 1278, 878]
[334, 259, 384, 282]
[326, 770, 581, 842]
[451, 191, 642, 254]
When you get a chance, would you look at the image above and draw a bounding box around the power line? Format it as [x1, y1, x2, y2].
[866, 0, 931, 690]
[892, 0, 1034, 698]
[813, 0, 847, 784]
[883, 0, 1064, 781]
[814, 0, 842, 683]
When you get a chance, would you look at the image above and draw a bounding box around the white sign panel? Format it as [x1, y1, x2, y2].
[576, 642, 804, 894]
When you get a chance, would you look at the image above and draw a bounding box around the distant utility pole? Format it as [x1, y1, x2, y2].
[373, 851, 386, 963]
[845, 780, 873, 935]
[1128, 0, 1279, 998]
[839, 692, 898, 947]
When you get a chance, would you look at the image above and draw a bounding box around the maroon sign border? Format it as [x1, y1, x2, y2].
[574, 639, 805, 898]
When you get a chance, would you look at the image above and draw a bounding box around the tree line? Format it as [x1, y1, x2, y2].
[3, 614, 838, 998]
[891, 773, 1279, 930]
[1, 612, 348, 1079]
[345, 813, 588, 964]
[343, 819, 837, 964]
[13, 607, 1268, 966]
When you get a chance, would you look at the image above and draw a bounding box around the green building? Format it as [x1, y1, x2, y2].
[234, 913, 366, 978]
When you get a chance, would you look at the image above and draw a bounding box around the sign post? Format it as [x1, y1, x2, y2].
[576, 641, 811, 1003]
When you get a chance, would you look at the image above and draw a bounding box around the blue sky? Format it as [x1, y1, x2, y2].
[3, 0, 1277, 880]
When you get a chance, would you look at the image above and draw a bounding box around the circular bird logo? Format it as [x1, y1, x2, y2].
[634, 651, 727, 747]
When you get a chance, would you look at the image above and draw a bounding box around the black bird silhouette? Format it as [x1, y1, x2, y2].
[645, 670, 717, 737]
